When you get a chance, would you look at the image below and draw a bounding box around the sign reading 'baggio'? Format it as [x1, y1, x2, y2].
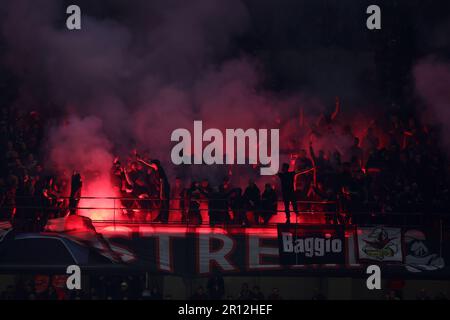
[278, 225, 346, 265]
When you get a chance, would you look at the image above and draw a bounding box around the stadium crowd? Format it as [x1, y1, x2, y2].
[0, 274, 448, 300]
[0, 274, 283, 300]
[1, 102, 450, 227]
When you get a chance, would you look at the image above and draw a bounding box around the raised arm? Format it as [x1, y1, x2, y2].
[309, 141, 317, 165]
[331, 96, 340, 121]
[309, 142, 318, 186]
[123, 168, 134, 187]
[137, 157, 158, 171]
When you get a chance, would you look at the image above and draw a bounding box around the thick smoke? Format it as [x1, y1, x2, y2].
[1, 0, 380, 205]
[1, 0, 257, 183]
[414, 57, 450, 152]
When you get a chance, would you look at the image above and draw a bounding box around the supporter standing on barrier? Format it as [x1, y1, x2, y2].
[260, 183, 278, 224]
[69, 171, 82, 216]
[229, 188, 248, 227]
[277, 163, 299, 224]
[184, 181, 202, 225]
[243, 179, 261, 224]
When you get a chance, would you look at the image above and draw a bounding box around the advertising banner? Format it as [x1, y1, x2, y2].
[277, 224, 345, 265]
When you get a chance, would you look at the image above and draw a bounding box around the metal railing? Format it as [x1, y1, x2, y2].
[2, 195, 448, 227]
